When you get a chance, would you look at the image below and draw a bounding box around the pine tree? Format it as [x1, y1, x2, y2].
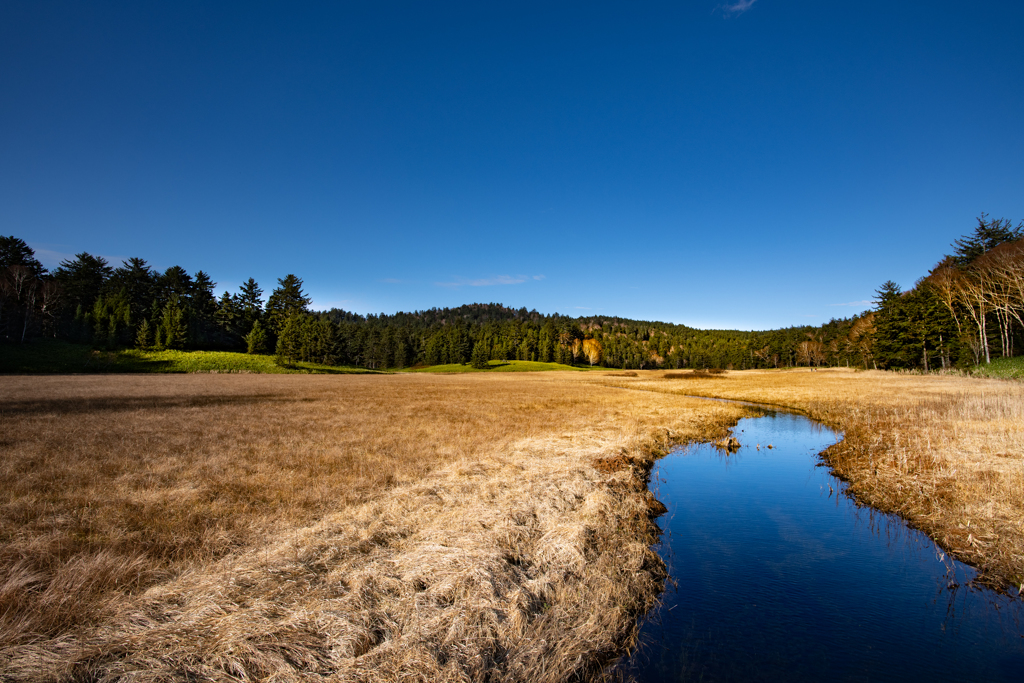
[471, 341, 490, 369]
[110, 258, 155, 325]
[136, 318, 151, 349]
[52, 253, 113, 318]
[189, 270, 218, 346]
[950, 214, 1023, 266]
[275, 314, 303, 365]
[215, 291, 242, 342]
[0, 236, 47, 278]
[266, 275, 311, 334]
[245, 319, 268, 354]
[871, 281, 911, 368]
[161, 297, 187, 349]
[235, 277, 265, 337]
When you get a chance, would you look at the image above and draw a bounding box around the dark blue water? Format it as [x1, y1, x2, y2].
[619, 411, 1024, 682]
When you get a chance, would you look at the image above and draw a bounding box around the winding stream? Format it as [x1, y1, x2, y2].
[618, 409, 1024, 682]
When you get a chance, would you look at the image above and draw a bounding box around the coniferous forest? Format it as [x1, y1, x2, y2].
[2, 214, 1021, 371]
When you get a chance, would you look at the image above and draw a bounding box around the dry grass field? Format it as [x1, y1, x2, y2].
[606, 368, 1024, 591]
[0, 373, 749, 682]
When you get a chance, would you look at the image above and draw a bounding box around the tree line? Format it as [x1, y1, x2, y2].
[869, 214, 1023, 370]
[741, 214, 1023, 372]
[2, 216, 1020, 371]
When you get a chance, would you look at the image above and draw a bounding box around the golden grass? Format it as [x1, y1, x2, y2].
[603, 368, 1024, 590]
[0, 373, 748, 681]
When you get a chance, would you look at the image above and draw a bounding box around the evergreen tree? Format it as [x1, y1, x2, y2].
[235, 277, 265, 335]
[52, 253, 113, 318]
[161, 297, 187, 349]
[215, 291, 243, 342]
[266, 275, 311, 333]
[950, 214, 1023, 266]
[471, 341, 490, 369]
[136, 318, 151, 349]
[189, 270, 218, 346]
[245, 319, 269, 354]
[109, 258, 155, 327]
[871, 281, 912, 368]
[424, 332, 443, 366]
[156, 266, 194, 308]
[275, 314, 303, 364]
[0, 236, 46, 278]
[394, 335, 409, 368]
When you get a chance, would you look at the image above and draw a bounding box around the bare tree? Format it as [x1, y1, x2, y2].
[927, 262, 964, 338]
[796, 339, 826, 368]
[979, 240, 1024, 358]
[752, 345, 772, 366]
[954, 265, 992, 364]
[570, 338, 582, 364]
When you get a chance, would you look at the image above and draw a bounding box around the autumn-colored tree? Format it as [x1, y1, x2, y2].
[582, 338, 602, 366]
[796, 334, 826, 367]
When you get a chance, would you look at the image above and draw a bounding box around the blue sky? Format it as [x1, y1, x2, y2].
[3, 1, 1022, 330]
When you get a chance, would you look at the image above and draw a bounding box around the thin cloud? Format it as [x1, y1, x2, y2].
[574, 306, 592, 310]
[378, 278, 403, 284]
[830, 300, 872, 307]
[311, 299, 354, 310]
[435, 274, 544, 288]
[721, 0, 757, 16]
[31, 247, 76, 269]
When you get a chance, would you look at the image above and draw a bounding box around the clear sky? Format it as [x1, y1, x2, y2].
[3, 1, 1022, 330]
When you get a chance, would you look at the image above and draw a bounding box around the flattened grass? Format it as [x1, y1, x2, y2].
[0, 372, 747, 681]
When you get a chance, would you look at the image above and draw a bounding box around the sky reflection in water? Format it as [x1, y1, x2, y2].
[619, 412, 1024, 682]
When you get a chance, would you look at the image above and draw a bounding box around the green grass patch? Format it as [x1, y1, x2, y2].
[403, 359, 603, 373]
[0, 340, 375, 374]
[972, 355, 1024, 380]
[1, 342, 611, 375]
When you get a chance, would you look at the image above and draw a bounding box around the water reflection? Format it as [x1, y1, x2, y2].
[618, 412, 1024, 683]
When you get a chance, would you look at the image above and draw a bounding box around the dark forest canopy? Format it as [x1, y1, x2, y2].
[3, 214, 1021, 371]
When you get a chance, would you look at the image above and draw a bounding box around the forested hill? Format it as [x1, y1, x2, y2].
[2, 213, 1021, 371]
[317, 302, 758, 369]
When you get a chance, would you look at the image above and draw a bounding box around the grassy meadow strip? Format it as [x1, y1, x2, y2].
[0, 341, 602, 375]
[972, 355, 1024, 380]
[404, 359, 603, 373]
[0, 340, 374, 374]
[0, 372, 749, 682]
[603, 368, 1024, 590]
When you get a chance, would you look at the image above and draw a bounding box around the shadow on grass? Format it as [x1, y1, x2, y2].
[0, 341, 383, 375]
[0, 393, 289, 417]
[0, 341, 169, 374]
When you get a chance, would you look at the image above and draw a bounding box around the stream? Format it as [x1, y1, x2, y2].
[616, 409, 1024, 682]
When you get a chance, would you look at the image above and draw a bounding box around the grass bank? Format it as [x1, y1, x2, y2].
[0, 340, 375, 374]
[0, 341, 606, 375]
[602, 368, 1024, 591]
[973, 355, 1024, 380]
[0, 372, 748, 681]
